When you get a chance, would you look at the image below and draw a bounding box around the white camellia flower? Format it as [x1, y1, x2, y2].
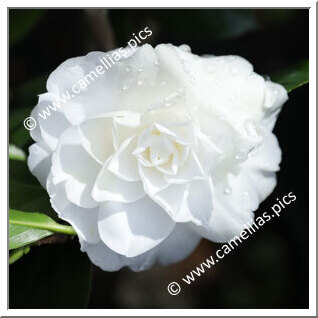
[28, 44, 288, 271]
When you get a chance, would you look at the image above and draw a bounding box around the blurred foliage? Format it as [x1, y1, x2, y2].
[9, 10, 45, 47]
[9, 159, 57, 220]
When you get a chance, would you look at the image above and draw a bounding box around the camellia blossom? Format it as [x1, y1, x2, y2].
[28, 43, 288, 271]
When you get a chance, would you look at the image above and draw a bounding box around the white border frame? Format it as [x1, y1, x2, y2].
[3, 0, 316, 316]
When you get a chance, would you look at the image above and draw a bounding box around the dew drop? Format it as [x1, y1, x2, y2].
[179, 44, 191, 53]
[224, 186, 232, 195]
[244, 120, 259, 137]
[182, 60, 190, 73]
[121, 82, 130, 90]
[137, 68, 143, 73]
[207, 65, 216, 73]
[137, 80, 143, 86]
[213, 77, 220, 84]
[228, 92, 236, 102]
[154, 59, 160, 66]
[125, 66, 131, 73]
[190, 76, 196, 84]
[235, 151, 246, 160]
[225, 56, 236, 62]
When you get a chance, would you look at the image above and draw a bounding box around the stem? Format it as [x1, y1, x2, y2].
[9, 246, 30, 265]
[9, 219, 77, 236]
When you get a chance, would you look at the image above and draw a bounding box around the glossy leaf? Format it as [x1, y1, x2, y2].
[271, 60, 309, 92]
[9, 209, 77, 236]
[9, 223, 52, 250]
[9, 159, 57, 220]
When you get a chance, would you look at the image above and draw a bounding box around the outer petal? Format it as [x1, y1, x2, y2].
[156, 223, 201, 265]
[193, 130, 281, 242]
[98, 196, 175, 257]
[47, 172, 100, 244]
[80, 223, 201, 271]
[79, 238, 157, 272]
[27, 143, 52, 188]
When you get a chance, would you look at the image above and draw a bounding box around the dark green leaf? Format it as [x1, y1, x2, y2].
[9, 159, 58, 220]
[9, 241, 92, 308]
[271, 60, 309, 92]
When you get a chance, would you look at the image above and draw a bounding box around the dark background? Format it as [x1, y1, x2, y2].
[9, 9, 309, 309]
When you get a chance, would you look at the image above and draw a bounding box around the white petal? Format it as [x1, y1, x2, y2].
[182, 178, 214, 226]
[78, 117, 114, 165]
[51, 125, 101, 208]
[165, 151, 206, 184]
[148, 183, 190, 222]
[47, 172, 100, 244]
[92, 157, 145, 203]
[106, 136, 140, 181]
[138, 164, 169, 194]
[27, 143, 52, 188]
[156, 223, 201, 265]
[80, 238, 157, 272]
[31, 93, 72, 150]
[98, 196, 175, 257]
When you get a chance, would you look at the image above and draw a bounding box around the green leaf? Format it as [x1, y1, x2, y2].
[9, 241, 92, 308]
[271, 60, 309, 92]
[9, 159, 58, 220]
[9, 223, 52, 250]
[9, 246, 31, 265]
[9, 209, 77, 237]
[9, 144, 26, 161]
[9, 9, 45, 47]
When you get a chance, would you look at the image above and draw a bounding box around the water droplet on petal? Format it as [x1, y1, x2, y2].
[122, 82, 130, 90]
[225, 56, 236, 62]
[182, 60, 190, 73]
[154, 59, 160, 66]
[137, 68, 143, 73]
[125, 66, 131, 72]
[228, 92, 236, 102]
[244, 120, 259, 137]
[179, 44, 191, 53]
[137, 80, 143, 86]
[224, 186, 232, 195]
[207, 65, 216, 73]
[235, 151, 246, 160]
[190, 76, 196, 84]
[213, 77, 220, 84]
